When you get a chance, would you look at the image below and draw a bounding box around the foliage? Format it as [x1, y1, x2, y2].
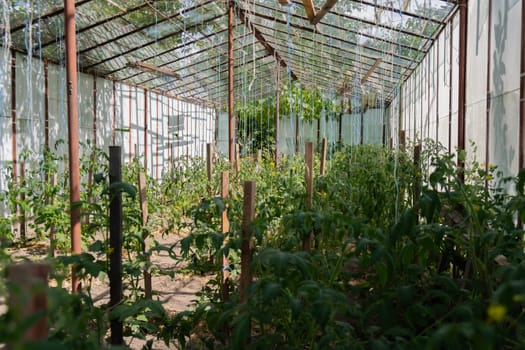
[2, 140, 525, 349]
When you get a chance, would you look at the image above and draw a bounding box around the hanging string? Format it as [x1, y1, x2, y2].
[392, 0, 405, 224]
[286, 3, 294, 156]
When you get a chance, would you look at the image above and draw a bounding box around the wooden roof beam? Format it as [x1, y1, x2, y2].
[302, 0, 317, 20]
[234, 1, 297, 80]
[127, 61, 181, 80]
[361, 58, 382, 85]
[311, 0, 338, 25]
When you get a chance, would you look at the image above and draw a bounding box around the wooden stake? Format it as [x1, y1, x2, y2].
[303, 142, 314, 251]
[399, 130, 406, 150]
[8, 263, 50, 343]
[240, 181, 256, 301]
[206, 143, 213, 195]
[235, 143, 241, 175]
[413, 144, 421, 223]
[20, 162, 26, 242]
[138, 172, 152, 300]
[320, 138, 327, 175]
[220, 171, 230, 301]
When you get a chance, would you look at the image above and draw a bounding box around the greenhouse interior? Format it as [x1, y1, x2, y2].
[0, 0, 525, 348]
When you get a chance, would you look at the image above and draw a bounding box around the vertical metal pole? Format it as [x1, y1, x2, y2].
[109, 146, 123, 345]
[64, 0, 82, 293]
[457, 0, 468, 180]
[167, 97, 171, 164]
[520, 0, 525, 169]
[275, 60, 281, 167]
[144, 89, 148, 170]
[436, 40, 440, 142]
[44, 59, 49, 150]
[11, 51, 17, 178]
[129, 86, 133, 163]
[93, 77, 97, 148]
[448, 19, 453, 154]
[112, 81, 117, 144]
[228, 0, 235, 167]
[485, 0, 492, 187]
[156, 95, 159, 180]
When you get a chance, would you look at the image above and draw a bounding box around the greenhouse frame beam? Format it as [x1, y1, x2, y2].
[141, 42, 265, 89]
[191, 60, 277, 99]
[64, 0, 82, 294]
[248, 9, 420, 64]
[234, 0, 298, 81]
[228, 0, 235, 165]
[521, 0, 525, 169]
[153, 48, 268, 91]
[38, 2, 154, 51]
[83, 13, 224, 71]
[254, 22, 411, 70]
[291, 0, 429, 41]
[256, 1, 425, 54]
[457, 0, 467, 177]
[263, 37, 403, 85]
[178, 54, 275, 99]
[111, 28, 246, 80]
[348, 0, 446, 25]
[79, 0, 215, 56]
[10, 0, 94, 34]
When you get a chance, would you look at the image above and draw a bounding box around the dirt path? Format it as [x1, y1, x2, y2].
[1, 228, 214, 349]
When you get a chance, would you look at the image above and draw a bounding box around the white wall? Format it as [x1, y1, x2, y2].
[0, 53, 216, 219]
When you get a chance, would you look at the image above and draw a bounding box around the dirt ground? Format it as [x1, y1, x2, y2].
[1, 228, 214, 349]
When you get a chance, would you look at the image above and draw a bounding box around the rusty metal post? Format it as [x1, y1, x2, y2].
[220, 171, 230, 301]
[320, 137, 327, 175]
[303, 142, 314, 251]
[521, 0, 525, 169]
[91, 79, 97, 141]
[112, 81, 117, 144]
[144, 89, 148, 170]
[457, 0, 468, 181]
[64, 0, 82, 293]
[109, 146, 123, 345]
[44, 59, 49, 150]
[11, 51, 17, 179]
[8, 263, 50, 344]
[275, 59, 281, 167]
[228, 0, 235, 168]
[240, 181, 256, 301]
[485, 0, 492, 188]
